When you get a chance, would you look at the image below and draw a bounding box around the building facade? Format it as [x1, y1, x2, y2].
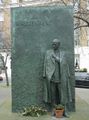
[0, 0, 89, 71]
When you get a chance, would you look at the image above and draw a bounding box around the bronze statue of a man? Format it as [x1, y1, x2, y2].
[43, 39, 72, 117]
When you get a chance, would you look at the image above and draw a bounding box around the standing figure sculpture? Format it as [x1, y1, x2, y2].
[43, 39, 72, 117]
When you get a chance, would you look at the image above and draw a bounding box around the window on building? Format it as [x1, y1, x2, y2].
[0, 0, 3, 4]
[87, 0, 89, 10]
[11, 0, 17, 3]
[87, 40, 89, 46]
[87, 28, 89, 46]
[0, 22, 3, 31]
[0, 31, 4, 49]
[22, 0, 34, 1]
[74, 29, 80, 46]
[0, 13, 4, 22]
[74, 0, 80, 12]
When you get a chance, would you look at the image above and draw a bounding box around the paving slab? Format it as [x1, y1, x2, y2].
[0, 86, 89, 120]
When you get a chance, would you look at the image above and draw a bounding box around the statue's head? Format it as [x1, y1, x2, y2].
[52, 39, 60, 50]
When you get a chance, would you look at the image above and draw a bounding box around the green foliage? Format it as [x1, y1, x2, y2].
[54, 104, 64, 110]
[75, 68, 87, 72]
[22, 105, 47, 117]
[79, 68, 87, 72]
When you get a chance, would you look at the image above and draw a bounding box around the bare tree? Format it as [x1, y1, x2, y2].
[0, 54, 9, 86]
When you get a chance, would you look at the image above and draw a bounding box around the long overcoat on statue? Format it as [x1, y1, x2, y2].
[43, 49, 72, 105]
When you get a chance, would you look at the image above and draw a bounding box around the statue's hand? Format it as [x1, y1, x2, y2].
[52, 54, 60, 62]
[52, 54, 56, 58]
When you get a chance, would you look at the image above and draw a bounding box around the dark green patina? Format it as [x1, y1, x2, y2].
[11, 6, 75, 112]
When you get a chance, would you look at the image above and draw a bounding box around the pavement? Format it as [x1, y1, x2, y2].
[0, 83, 89, 120]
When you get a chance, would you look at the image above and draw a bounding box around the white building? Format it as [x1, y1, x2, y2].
[75, 47, 89, 72]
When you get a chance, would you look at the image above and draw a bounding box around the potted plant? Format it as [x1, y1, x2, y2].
[54, 104, 64, 118]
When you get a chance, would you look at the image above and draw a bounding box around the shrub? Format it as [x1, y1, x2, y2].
[79, 68, 87, 72]
[22, 105, 47, 117]
[54, 104, 64, 110]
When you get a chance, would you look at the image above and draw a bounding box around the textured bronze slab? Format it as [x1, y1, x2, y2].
[11, 6, 75, 112]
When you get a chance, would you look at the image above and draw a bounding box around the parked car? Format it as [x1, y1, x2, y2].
[75, 72, 89, 88]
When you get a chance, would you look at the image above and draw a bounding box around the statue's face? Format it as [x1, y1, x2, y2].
[52, 42, 60, 50]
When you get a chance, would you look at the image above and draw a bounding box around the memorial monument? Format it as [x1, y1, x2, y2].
[11, 6, 75, 112]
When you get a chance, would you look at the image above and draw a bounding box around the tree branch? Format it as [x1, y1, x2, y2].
[74, 25, 88, 30]
[74, 15, 89, 25]
[0, 55, 9, 86]
[60, 0, 67, 6]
